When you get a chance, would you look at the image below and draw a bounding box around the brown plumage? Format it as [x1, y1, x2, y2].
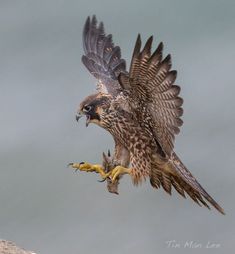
[78, 15, 225, 214]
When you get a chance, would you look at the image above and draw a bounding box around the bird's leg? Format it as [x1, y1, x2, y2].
[68, 162, 108, 179]
[106, 165, 132, 182]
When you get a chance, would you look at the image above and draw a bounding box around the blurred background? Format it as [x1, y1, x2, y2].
[0, 0, 234, 253]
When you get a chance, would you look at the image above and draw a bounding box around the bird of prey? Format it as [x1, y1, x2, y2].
[69, 15, 225, 214]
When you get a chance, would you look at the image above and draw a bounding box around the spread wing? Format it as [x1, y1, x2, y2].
[119, 35, 183, 156]
[82, 15, 126, 96]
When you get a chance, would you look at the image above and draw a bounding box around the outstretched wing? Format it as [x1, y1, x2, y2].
[119, 35, 183, 156]
[82, 15, 126, 96]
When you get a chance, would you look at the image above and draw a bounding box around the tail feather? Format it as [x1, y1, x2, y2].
[170, 153, 225, 215]
[171, 177, 186, 198]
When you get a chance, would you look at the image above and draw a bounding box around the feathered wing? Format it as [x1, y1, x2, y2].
[119, 35, 183, 156]
[82, 15, 126, 96]
[117, 35, 224, 213]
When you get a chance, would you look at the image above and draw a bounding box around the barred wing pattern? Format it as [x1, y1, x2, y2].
[82, 16, 126, 96]
[119, 35, 183, 156]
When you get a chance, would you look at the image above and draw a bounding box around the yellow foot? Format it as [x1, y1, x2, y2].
[68, 162, 107, 179]
[108, 166, 132, 182]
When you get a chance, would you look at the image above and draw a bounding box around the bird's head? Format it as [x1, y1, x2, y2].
[76, 93, 111, 127]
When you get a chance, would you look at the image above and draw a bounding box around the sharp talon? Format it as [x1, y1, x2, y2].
[108, 149, 111, 157]
[67, 162, 107, 179]
[108, 166, 131, 182]
[98, 178, 106, 183]
[102, 152, 108, 164]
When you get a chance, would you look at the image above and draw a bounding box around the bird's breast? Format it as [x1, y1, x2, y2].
[103, 111, 153, 153]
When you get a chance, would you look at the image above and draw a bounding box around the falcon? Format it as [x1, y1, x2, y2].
[69, 15, 225, 214]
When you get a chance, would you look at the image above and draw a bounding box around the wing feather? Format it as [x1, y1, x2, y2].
[82, 15, 126, 96]
[119, 35, 183, 155]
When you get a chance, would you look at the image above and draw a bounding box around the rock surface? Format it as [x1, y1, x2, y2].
[0, 240, 36, 254]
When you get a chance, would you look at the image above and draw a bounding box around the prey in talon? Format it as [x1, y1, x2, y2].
[70, 15, 225, 214]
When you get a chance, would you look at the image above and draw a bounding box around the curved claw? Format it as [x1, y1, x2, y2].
[67, 162, 83, 172]
[97, 171, 112, 182]
[98, 178, 106, 183]
[108, 166, 131, 183]
[67, 163, 79, 172]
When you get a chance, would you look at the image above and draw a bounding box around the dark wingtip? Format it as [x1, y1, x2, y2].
[137, 33, 141, 45]
[84, 16, 90, 32]
[171, 70, 177, 78]
[91, 15, 97, 24]
[163, 54, 171, 63]
[83, 16, 91, 53]
[153, 41, 164, 56]
[158, 41, 164, 50]
[142, 36, 153, 55]
[134, 34, 142, 55]
[98, 21, 104, 33]
[149, 41, 164, 64]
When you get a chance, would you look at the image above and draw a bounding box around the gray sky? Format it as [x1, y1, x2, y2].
[0, 0, 234, 253]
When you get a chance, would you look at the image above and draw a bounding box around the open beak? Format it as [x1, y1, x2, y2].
[85, 115, 90, 127]
[75, 111, 90, 127]
[75, 112, 83, 122]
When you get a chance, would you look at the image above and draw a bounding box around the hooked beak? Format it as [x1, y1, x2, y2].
[85, 115, 90, 127]
[75, 112, 83, 122]
[75, 111, 90, 127]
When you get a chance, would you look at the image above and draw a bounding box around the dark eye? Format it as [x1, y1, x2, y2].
[83, 105, 92, 112]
